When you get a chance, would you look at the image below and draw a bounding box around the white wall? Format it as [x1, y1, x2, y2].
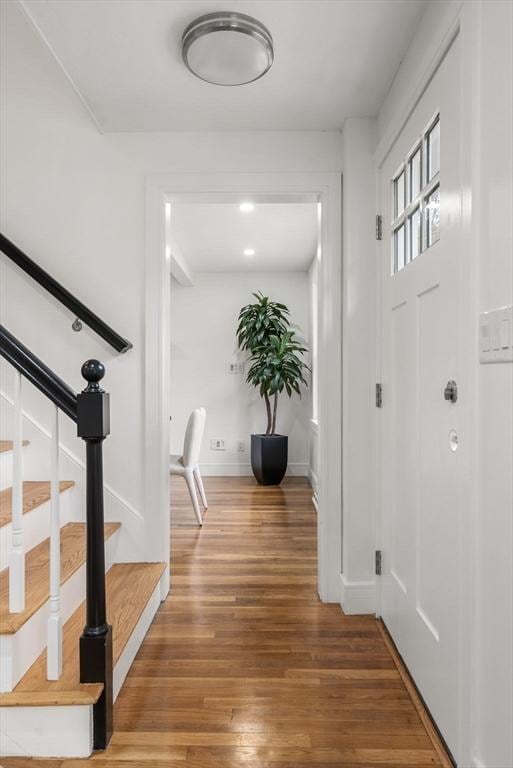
[170, 272, 310, 475]
[0, 0, 343, 560]
[340, 117, 378, 615]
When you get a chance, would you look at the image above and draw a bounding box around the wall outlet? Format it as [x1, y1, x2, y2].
[210, 439, 226, 451]
[229, 362, 245, 374]
[237, 440, 245, 452]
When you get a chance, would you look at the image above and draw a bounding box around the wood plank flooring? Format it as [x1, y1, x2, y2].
[1, 476, 450, 767]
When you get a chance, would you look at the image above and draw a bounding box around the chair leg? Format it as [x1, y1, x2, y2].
[194, 466, 208, 509]
[185, 470, 203, 526]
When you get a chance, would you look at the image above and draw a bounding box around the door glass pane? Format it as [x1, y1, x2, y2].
[395, 171, 405, 217]
[395, 224, 405, 272]
[409, 148, 421, 201]
[426, 187, 440, 247]
[410, 207, 421, 260]
[427, 120, 440, 181]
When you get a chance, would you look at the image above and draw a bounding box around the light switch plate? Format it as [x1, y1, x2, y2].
[229, 361, 245, 374]
[479, 305, 513, 363]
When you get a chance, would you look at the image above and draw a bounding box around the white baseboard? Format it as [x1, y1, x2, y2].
[308, 466, 318, 494]
[340, 574, 376, 615]
[199, 462, 308, 477]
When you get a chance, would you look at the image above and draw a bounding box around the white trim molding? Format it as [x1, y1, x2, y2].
[17, 0, 104, 133]
[340, 574, 376, 615]
[145, 172, 342, 602]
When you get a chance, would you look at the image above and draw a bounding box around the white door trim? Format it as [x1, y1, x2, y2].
[374, 4, 479, 764]
[144, 172, 342, 603]
[375, 4, 462, 167]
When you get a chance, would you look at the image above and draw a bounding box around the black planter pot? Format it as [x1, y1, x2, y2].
[251, 434, 288, 486]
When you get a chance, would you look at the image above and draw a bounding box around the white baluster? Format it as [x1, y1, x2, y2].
[47, 405, 62, 679]
[9, 370, 25, 612]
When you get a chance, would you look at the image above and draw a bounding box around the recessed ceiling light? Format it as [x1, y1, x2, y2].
[182, 12, 274, 86]
[239, 202, 255, 213]
[243, 248, 256, 257]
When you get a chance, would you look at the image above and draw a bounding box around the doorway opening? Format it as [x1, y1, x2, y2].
[167, 197, 320, 514]
[144, 173, 342, 602]
[166, 196, 319, 543]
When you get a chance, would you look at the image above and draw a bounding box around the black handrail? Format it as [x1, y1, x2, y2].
[0, 325, 113, 749]
[0, 233, 132, 354]
[0, 324, 78, 421]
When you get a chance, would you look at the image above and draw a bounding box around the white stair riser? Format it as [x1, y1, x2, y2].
[0, 704, 93, 758]
[0, 568, 166, 758]
[0, 488, 74, 571]
[0, 529, 120, 693]
[0, 452, 13, 491]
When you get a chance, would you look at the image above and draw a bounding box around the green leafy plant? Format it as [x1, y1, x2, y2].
[237, 292, 309, 435]
[237, 291, 290, 352]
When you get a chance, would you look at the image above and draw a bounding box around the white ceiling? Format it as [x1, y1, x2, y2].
[169, 202, 318, 273]
[21, 0, 427, 132]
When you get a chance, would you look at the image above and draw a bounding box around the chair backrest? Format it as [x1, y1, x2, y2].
[182, 407, 206, 468]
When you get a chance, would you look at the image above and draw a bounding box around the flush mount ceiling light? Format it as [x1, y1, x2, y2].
[182, 12, 274, 86]
[243, 248, 256, 257]
[239, 202, 255, 212]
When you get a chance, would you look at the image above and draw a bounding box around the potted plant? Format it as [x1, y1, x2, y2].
[237, 292, 309, 485]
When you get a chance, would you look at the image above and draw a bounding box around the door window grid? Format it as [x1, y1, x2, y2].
[390, 114, 440, 274]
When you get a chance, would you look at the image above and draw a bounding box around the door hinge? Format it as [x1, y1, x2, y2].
[375, 214, 383, 241]
[375, 382, 383, 408]
[375, 550, 382, 576]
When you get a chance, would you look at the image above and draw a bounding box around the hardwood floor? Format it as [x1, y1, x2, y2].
[2, 476, 451, 767]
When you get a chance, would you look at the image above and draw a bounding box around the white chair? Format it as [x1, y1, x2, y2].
[170, 408, 208, 526]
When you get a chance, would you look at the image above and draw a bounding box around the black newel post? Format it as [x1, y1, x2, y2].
[77, 359, 113, 750]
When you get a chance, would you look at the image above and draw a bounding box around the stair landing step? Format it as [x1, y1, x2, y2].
[0, 480, 75, 528]
[0, 440, 29, 453]
[0, 562, 165, 707]
[0, 522, 121, 634]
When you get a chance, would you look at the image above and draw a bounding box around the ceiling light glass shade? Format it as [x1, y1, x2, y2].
[182, 12, 273, 86]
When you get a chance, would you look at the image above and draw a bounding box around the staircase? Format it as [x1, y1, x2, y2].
[0, 235, 166, 758]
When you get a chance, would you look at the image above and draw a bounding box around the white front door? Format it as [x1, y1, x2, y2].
[378, 34, 466, 761]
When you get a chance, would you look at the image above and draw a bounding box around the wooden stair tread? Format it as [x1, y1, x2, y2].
[0, 562, 165, 707]
[0, 480, 75, 528]
[0, 522, 121, 633]
[0, 440, 29, 453]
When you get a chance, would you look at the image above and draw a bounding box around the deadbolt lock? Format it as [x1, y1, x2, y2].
[444, 380, 458, 403]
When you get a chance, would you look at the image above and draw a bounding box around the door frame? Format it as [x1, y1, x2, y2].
[374, 4, 479, 764]
[144, 172, 342, 603]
